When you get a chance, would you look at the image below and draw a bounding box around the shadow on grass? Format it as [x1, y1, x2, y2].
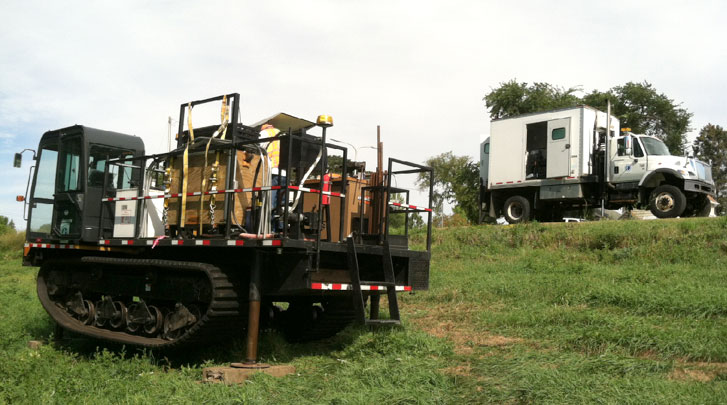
[45, 322, 388, 369]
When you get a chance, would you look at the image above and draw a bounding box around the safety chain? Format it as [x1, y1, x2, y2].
[162, 161, 173, 226]
[209, 162, 219, 226]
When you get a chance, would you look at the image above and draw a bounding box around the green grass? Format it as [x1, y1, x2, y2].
[1, 219, 727, 403]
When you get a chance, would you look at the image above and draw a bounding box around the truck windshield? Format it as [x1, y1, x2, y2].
[640, 137, 671, 156]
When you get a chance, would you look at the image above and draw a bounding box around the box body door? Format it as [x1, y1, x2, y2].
[547, 118, 571, 178]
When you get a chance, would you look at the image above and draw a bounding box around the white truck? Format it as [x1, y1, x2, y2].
[479, 105, 716, 223]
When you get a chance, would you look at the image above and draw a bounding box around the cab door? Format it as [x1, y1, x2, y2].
[611, 135, 647, 184]
[27, 141, 59, 240]
[546, 118, 571, 178]
[53, 134, 84, 239]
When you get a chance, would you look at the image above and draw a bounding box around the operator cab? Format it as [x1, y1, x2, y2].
[27, 125, 144, 243]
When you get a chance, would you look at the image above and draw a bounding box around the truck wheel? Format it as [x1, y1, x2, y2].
[692, 195, 712, 217]
[649, 185, 687, 218]
[503, 196, 531, 224]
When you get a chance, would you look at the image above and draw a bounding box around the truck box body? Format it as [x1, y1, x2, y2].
[488, 106, 618, 188]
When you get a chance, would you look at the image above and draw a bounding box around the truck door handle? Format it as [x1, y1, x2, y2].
[565, 144, 570, 149]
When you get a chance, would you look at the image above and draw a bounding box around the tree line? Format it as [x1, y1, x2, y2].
[417, 80, 727, 223]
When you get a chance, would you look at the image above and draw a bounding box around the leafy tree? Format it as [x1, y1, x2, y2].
[387, 193, 425, 233]
[484, 80, 692, 155]
[484, 80, 581, 120]
[0, 216, 13, 235]
[583, 82, 691, 154]
[416, 152, 480, 225]
[693, 124, 727, 214]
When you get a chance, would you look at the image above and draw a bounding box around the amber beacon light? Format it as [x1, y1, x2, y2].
[316, 115, 333, 128]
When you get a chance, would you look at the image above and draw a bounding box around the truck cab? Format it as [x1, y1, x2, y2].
[610, 132, 714, 217]
[26, 125, 144, 243]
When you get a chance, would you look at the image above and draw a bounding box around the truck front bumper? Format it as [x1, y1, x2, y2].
[684, 179, 716, 196]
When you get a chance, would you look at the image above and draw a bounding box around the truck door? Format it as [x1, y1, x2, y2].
[611, 135, 647, 184]
[546, 118, 571, 178]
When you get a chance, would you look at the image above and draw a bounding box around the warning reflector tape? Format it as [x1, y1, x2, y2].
[25, 243, 79, 249]
[288, 185, 344, 198]
[310, 282, 412, 291]
[102, 186, 285, 202]
[389, 202, 432, 212]
[103, 185, 348, 202]
[358, 197, 432, 212]
[97, 238, 282, 247]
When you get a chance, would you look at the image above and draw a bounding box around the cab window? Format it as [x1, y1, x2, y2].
[58, 137, 82, 192]
[633, 139, 644, 158]
[88, 145, 134, 189]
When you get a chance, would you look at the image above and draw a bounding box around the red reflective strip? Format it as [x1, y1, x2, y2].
[506, 181, 514, 184]
[332, 284, 343, 290]
[311, 282, 323, 290]
[203, 240, 211, 246]
[404, 286, 412, 291]
[177, 240, 184, 245]
[271, 239, 281, 246]
[289, 186, 299, 190]
[252, 187, 261, 191]
[235, 240, 244, 246]
[127, 240, 134, 245]
[170, 193, 180, 198]
[370, 285, 379, 291]
[496, 182, 503, 185]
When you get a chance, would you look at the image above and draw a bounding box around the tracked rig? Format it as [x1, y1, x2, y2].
[19, 93, 433, 362]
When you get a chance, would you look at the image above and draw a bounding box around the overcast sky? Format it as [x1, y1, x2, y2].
[1, 0, 726, 227]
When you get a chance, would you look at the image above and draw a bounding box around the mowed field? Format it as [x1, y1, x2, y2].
[1, 218, 726, 404]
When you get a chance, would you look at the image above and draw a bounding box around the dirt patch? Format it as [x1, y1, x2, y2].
[407, 303, 521, 354]
[668, 361, 727, 382]
[441, 363, 473, 377]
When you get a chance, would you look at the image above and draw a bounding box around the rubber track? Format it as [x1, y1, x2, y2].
[38, 257, 245, 349]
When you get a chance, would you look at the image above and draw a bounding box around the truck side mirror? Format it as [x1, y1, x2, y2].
[13, 153, 22, 168]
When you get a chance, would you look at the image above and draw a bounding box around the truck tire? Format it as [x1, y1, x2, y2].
[503, 195, 531, 224]
[648, 185, 687, 218]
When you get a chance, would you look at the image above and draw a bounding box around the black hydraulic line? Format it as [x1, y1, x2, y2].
[283, 131, 294, 240]
[98, 154, 110, 239]
[427, 167, 434, 252]
[315, 126, 328, 271]
[339, 148, 348, 243]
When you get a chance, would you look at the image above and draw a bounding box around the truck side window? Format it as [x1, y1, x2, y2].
[633, 139, 644, 158]
[484, 143, 489, 154]
[617, 138, 626, 156]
